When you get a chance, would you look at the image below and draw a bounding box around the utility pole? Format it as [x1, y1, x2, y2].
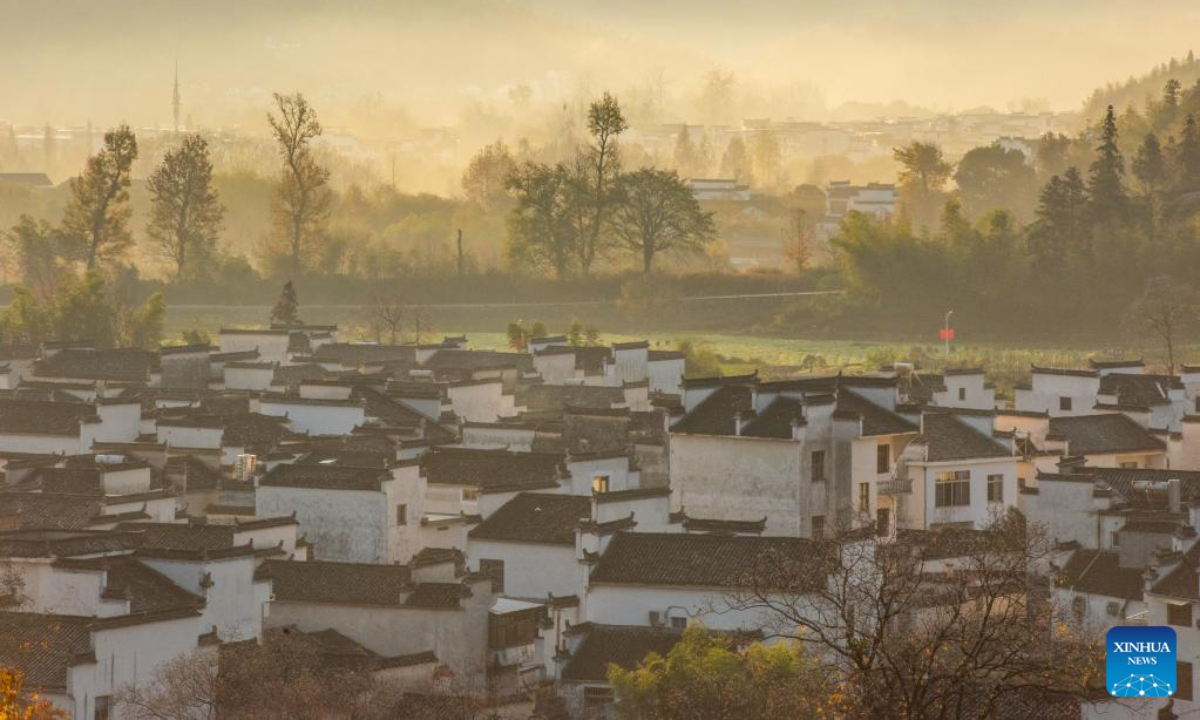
[172, 61, 181, 134]
[456, 229, 464, 277]
[943, 310, 954, 355]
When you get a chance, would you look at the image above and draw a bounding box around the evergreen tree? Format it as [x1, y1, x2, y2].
[1177, 114, 1200, 193]
[1087, 106, 1127, 227]
[1029, 167, 1089, 274]
[1133, 133, 1168, 193]
[673, 126, 699, 178]
[719, 137, 752, 184]
[270, 281, 300, 325]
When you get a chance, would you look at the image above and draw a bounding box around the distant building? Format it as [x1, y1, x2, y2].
[688, 178, 751, 203]
[818, 181, 897, 239]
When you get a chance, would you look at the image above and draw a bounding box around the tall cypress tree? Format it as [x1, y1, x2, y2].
[1177, 114, 1200, 193]
[1087, 106, 1127, 227]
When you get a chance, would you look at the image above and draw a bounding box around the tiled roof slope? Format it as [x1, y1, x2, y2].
[589, 532, 826, 589]
[913, 413, 1010, 461]
[258, 559, 411, 605]
[422, 448, 563, 491]
[1058, 550, 1144, 600]
[468, 493, 591, 545]
[1048, 414, 1165, 455]
[561, 625, 684, 682]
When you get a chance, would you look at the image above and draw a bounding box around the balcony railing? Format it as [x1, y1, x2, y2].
[1125, 611, 1148, 626]
[877, 479, 914, 496]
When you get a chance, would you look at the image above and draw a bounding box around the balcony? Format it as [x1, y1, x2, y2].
[877, 479, 913, 496]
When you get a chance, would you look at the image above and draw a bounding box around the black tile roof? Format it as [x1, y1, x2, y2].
[740, 397, 803, 439]
[836, 389, 918, 436]
[0, 398, 99, 436]
[517, 384, 626, 412]
[313, 343, 418, 366]
[1151, 543, 1200, 600]
[589, 532, 827, 589]
[425, 349, 531, 372]
[260, 463, 392, 491]
[0, 612, 93, 690]
[116, 522, 239, 551]
[1098, 373, 1180, 407]
[468, 493, 592, 545]
[258, 559, 411, 605]
[0, 493, 104, 530]
[1048, 414, 1165, 456]
[0, 529, 143, 558]
[353, 386, 456, 443]
[95, 556, 205, 613]
[561, 625, 684, 682]
[1058, 550, 1144, 601]
[421, 448, 564, 492]
[913, 413, 1011, 461]
[1079, 467, 1200, 508]
[34, 348, 158, 382]
[405, 582, 470, 609]
[671, 386, 753, 436]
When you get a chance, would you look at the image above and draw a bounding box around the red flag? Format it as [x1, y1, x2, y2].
[939, 328, 955, 341]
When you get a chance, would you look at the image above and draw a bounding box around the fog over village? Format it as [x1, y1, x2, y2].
[6, 2, 1200, 719]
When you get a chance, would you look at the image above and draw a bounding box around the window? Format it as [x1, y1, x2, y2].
[958, 387, 966, 402]
[670, 616, 688, 629]
[395, 504, 408, 525]
[1071, 595, 1086, 621]
[811, 450, 826, 482]
[1179, 661, 1194, 702]
[876, 444, 890, 474]
[1176, 662, 1195, 700]
[858, 483, 870, 512]
[96, 697, 112, 720]
[1111, 530, 1120, 547]
[987, 474, 1003, 504]
[591, 475, 610, 494]
[1059, 396, 1072, 411]
[1195, 395, 1200, 413]
[1168, 602, 1193, 628]
[584, 687, 614, 709]
[935, 470, 971, 508]
[811, 515, 825, 537]
[480, 559, 505, 594]
[1119, 461, 1138, 469]
[462, 488, 479, 502]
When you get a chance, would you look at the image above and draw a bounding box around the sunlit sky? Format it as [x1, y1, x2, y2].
[2, 0, 1198, 129]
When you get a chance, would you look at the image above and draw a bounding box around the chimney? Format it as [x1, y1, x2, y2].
[1170, 478, 1182, 515]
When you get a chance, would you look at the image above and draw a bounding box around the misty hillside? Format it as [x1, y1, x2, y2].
[1082, 52, 1200, 119]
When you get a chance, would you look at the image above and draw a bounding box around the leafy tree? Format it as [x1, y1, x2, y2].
[676, 339, 722, 377]
[270, 281, 300, 325]
[0, 667, 67, 719]
[577, 92, 628, 276]
[719, 137, 752, 185]
[147, 134, 224, 282]
[0, 286, 51, 345]
[120, 291, 166, 349]
[60, 124, 138, 269]
[267, 92, 331, 278]
[1087, 105, 1128, 227]
[3, 215, 71, 301]
[608, 627, 841, 720]
[751, 127, 783, 189]
[893, 141, 952, 232]
[54, 271, 116, 347]
[1034, 132, 1076, 179]
[506, 162, 576, 278]
[461, 140, 516, 211]
[1123, 275, 1199, 374]
[610, 168, 716, 273]
[953, 144, 1038, 221]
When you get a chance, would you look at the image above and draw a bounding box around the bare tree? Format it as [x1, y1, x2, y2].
[267, 93, 331, 278]
[577, 92, 627, 276]
[1123, 275, 1199, 375]
[726, 513, 1103, 720]
[368, 290, 405, 345]
[116, 651, 219, 720]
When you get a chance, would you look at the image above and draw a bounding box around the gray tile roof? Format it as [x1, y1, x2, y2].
[1048, 414, 1165, 456]
[421, 448, 563, 492]
[258, 559, 411, 605]
[561, 625, 685, 682]
[0, 612, 93, 690]
[468, 493, 591, 545]
[913, 413, 1011, 461]
[589, 532, 827, 589]
[0, 398, 99, 436]
[260, 463, 391, 491]
[1057, 550, 1144, 601]
[34, 348, 158, 382]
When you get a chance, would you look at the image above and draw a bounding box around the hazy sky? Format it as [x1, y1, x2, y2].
[2, 0, 1197, 129]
